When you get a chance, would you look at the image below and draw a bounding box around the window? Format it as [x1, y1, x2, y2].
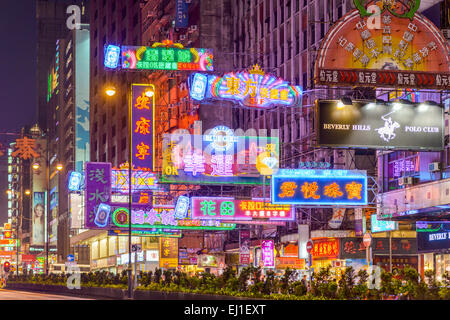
[122, 7, 126, 20]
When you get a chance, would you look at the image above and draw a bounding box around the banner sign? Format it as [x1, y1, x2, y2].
[189, 65, 302, 109]
[354, 208, 366, 237]
[191, 197, 294, 221]
[161, 127, 279, 185]
[417, 221, 450, 253]
[261, 240, 275, 267]
[175, 0, 188, 28]
[84, 162, 112, 229]
[239, 230, 251, 265]
[32, 192, 46, 246]
[328, 208, 346, 229]
[131, 84, 155, 172]
[272, 169, 368, 206]
[159, 237, 178, 268]
[116, 42, 213, 72]
[311, 238, 339, 259]
[275, 257, 305, 269]
[314, 0, 450, 89]
[316, 100, 444, 150]
[110, 204, 236, 231]
[340, 237, 417, 259]
[111, 168, 158, 193]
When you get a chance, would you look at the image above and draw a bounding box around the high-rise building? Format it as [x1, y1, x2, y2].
[36, 0, 89, 131]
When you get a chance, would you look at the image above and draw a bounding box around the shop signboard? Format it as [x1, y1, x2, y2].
[239, 230, 251, 265]
[175, 0, 188, 29]
[111, 168, 158, 193]
[311, 238, 339, 259]
[261, 240, 275, 267]
[84, 162, 111, 229]
[104, 41, 214, 72]
[340, 237, 417, 259]
[189, 65, 302, 109]
[131, 84, 156, 172]
[314, 0, 450, 90]
[161, 127, 279, 185]
[416, 221, 450, 253]
[198, 254, 224, 268]
[191, 197, 294, 222]
[159, 237, 178, 268]
[275, 257, 306, 269]
[371, 214, 397, 233]
[272, 169, 368, 206]
[146, 250, 159, 262]
[316, 100, 444, 151]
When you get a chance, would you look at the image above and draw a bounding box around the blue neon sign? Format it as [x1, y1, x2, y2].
[271, 169, 368, 206]
[190, 73, 208, 101]
[104, 45, 121, 69]
[68, 171, 83, 192]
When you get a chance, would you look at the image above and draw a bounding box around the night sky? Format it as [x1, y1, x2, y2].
[0, 0, 37, 224]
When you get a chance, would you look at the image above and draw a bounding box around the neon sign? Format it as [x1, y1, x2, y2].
[190, 65, 302, 108]
[191, 197, 294, 222]
[162, 132, 279, 185]
[261, 240, 274, 268]
[111, 168, 158, 193]
[271, 169, 368, 206]
[371, 214, 397, 233]
[131, 84, 155, 172]
[104, 45, 121, 69]
[190, 73, 208, 101]
[117, 41, 213, 71]
[68, 171, 82, 192]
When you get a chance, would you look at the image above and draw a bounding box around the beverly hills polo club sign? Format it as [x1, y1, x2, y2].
[316, 100, 444, 150]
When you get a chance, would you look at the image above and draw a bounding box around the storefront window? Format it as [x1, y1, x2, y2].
[99, 238, 108, 258]
[108, 236, 117, 256]
[118, 236, 127, 254]
[435, 254, 450, 282]
[91, 241, 99, 260]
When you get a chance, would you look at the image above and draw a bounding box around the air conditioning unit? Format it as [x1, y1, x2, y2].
[442, 29, 450, 39]
[189, 25, 198, 33]
[399, 176, 415, 186]
[180, 34, 186, 40]
[428, 162, 441, 172]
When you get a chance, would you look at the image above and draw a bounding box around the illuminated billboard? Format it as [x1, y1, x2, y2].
[371, 214, 397, 233]
[104, 41, 213, 72]
[271, 169, 368, 206]
[189, 65, 302, 109]
[131, 84, 155, 171]
[316, 100, 444, 150]
[161, 126, 279, 185]
[416, 221, 450, 253]
[315, 0, 450, 89]
[190, 197, 294, 222]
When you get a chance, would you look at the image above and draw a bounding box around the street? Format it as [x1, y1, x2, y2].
[0, 288, 94, 300]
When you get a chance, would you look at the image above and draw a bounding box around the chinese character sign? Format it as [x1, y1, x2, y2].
[239, 230, 250, 265]
[111, 169, 158, 193]
[261, 240, 274, 267]
[121, 45, 213, 72]
[11, 137, 40, 160]
[85, 162, 112, 229]
[190, 65, 302, 109]
[272, 169, 368, 206]
[311, 238, 339, 259]
[159, 237, 178, 268]
[131, 84, 155, 171]
[191, 197, 294, 221]
[315, 1, 450, 89]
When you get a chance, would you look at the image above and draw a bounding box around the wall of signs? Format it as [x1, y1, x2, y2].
[272, 169, 368, 206]
[190, 197, 294, 222]
[316, 100, 444, 150]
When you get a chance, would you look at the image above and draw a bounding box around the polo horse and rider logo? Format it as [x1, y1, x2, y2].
[375, 110, 400, 142]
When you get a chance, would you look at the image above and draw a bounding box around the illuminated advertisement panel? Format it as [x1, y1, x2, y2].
[314, 1, 450, 89]
[131, 84, 155, 171]
[84, 162, 112, 229]
[416, 221, 450, 253]
[272, 169, 368, 206]
[111, 169, 158, 193]
[120, 43, 213, 71]
[371, 214, 397, 233]
[316, 100, 444, 150]
[110, 204, 236, 231]
[161, 127, 279, 185]
[191, 197, 294, 221]
[261, 240, 275, 267]
[189, 65, 302, 109]
[311, 238, 339, 259]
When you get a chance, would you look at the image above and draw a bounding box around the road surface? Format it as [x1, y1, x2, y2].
[0, 288, 95, 300]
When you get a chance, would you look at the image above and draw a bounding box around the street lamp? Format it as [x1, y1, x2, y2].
[105, 84, 155, 299]
[32, 163, 40, 170]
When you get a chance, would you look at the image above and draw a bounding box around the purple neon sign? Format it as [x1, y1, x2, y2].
[85, 162, 112, 229]
[261, 240, 274, 267]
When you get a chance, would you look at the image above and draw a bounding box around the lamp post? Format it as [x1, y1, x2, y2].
[105, 84, 154, 299]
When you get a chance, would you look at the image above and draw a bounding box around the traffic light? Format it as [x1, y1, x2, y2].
[3, 261, 10, 273]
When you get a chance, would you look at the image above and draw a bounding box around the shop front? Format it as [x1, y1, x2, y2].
[311, 238, 342, 277]
[417, 221, 450, 282]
